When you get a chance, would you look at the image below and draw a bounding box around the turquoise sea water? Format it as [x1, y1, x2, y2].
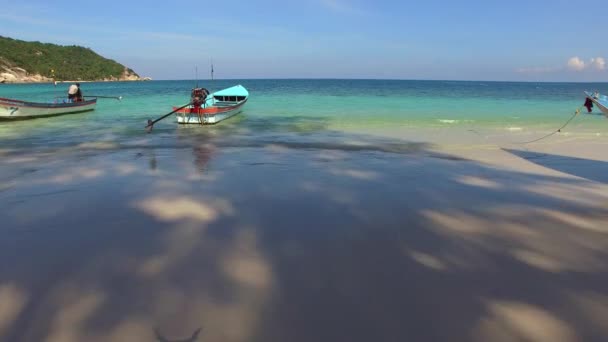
[1, 80, 607, 149]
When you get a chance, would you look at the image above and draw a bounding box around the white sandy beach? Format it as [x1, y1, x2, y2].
[1, 129, 608, 342]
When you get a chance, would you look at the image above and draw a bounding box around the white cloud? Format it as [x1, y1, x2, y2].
[565, 56, 606, 72]
[590, 57, 606, 71]
[567, 57, 586, 71]
[516, 55, 607, 75]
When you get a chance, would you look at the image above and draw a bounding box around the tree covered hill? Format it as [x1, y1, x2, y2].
[0, 36, 141, 82]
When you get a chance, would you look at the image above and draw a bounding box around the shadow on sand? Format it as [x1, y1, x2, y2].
[1, 125, 608, 342]
[505, 148, 608, 184]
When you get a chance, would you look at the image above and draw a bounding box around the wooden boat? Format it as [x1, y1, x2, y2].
[0, 97, 97, 120]
[584, 91, 608, 117]
[173, 85, 248, 124]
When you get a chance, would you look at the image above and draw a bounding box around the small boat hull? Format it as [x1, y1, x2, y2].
[0, 97, 97, 120]
[584, 91, 608, 117]
[175, 101, 247, 124]
[173, 85, 248, 125]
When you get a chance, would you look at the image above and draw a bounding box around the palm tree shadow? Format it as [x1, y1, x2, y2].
[504, 148, 608, 184]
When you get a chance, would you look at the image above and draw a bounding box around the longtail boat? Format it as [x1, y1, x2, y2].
[584, 91, 608, 117]
[0, 97, 97, 120]
[173, 85, 248, 124]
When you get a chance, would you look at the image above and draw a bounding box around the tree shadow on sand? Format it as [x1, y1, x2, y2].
[504, 148, 608, 184]
[0, 126, 608, 341]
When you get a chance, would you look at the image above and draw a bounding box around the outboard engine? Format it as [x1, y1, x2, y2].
[584, 98, 594, 113]
[191, 88, 209, 110]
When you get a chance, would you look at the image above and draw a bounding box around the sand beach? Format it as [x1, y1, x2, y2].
[1, 80, 608, 341]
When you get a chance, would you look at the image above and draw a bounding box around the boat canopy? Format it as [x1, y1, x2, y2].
[211, 85, 248, 102]
[214, 96, 247, 102]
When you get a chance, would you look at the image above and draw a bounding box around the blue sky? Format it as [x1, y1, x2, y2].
[1, 0, 607, 81]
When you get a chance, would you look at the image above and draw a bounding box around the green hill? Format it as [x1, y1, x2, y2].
[0, 36, 140, 81]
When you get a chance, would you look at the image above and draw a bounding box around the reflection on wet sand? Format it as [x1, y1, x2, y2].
[193, 145, 214, 172]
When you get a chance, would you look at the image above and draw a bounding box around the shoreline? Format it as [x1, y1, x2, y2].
[1, 78, 152, 85]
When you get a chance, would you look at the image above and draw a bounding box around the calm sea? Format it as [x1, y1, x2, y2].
[1, 79, 607, 149]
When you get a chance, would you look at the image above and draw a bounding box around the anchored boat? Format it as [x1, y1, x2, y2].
[0, 97, 96, 120]
[173, 85, 248, 124]
[584, 91, 608, 117]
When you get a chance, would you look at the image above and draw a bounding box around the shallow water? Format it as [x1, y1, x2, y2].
[1, 79, 607, 150]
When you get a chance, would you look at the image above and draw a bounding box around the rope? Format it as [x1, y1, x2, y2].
[515, 106, 583, 144]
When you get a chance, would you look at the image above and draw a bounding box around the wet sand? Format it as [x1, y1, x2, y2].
[1, 130, 608, 342]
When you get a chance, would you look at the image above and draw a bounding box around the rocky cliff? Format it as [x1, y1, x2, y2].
[0, 36, 151, 83]
[1, 57, 54, 83]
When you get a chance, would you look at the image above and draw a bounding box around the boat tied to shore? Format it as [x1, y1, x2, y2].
[584, 91, 608, 117]
[173, 85, 248, 124]
[0, 97, 97, 120]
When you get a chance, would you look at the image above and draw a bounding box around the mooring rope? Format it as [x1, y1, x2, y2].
[516, 106, 583, 144]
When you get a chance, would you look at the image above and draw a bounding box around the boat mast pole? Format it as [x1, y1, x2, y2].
[211, 58, 215, 106]
[195, 66, 199, 88]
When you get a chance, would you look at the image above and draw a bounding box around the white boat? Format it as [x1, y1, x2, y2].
[173, 85, 248, 124]
[0, 97, 97, 120]
[584, 91, 608, 117]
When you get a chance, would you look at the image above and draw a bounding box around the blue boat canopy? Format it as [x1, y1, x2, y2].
[211, 85, 248, 103]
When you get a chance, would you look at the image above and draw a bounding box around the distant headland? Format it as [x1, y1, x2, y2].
[0, 36, 151, 83]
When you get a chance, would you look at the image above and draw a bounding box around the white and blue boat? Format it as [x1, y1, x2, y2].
[584, 91, 608, 117]
[173, 85, 248, 124]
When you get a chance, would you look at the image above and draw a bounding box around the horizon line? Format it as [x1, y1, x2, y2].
[147, 77, 608, 84]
